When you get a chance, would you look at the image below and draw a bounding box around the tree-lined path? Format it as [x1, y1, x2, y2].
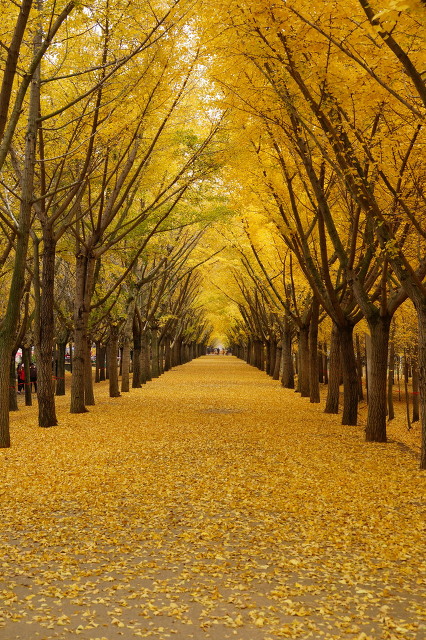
[1, 356, 425, 639]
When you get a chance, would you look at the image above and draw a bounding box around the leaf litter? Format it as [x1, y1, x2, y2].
[0, 356, 425, 639]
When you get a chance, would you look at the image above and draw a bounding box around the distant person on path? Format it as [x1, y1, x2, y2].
[30, 363, 37, 392]
[17, 363, 25, 393]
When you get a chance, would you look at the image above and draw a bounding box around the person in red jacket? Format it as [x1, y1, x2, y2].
[17, 363, 25, 393]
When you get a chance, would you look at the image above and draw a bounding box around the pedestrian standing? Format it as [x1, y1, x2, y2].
[17, 364, 25, 393]
[30, 363, 37, 392]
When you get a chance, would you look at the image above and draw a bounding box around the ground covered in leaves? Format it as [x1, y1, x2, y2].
[1, 356, 425, 640]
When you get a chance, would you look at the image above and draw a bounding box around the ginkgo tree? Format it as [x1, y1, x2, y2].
[0, 0, 77, 447]
[199, 0, 426, 466]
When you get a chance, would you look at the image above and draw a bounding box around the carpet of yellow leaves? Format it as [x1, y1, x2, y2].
[1, 356, 425, 640]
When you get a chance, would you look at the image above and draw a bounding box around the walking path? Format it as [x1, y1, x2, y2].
[1, 356, 425, 639]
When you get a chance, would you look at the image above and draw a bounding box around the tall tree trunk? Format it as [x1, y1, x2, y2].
[246, 340, 253, 364]
[298, 326, 310, 398]
[70, 251, 95, 413]
[23, 346, 32, 405]
[36, 229, 58, 427]
[281, 318, 294, 389]
[339, 324, 358, 426]
[141, 330, 151, 382]
[404, 348, 411, 430]
[70, 305, 88, 413]
[323, 342, 328, 385]
[179, 341, 184, 364]
[121, 337, 131, 392]
[159, 343, 165, 374]
[9, 353, 18, 411]
[387, 336, 395, 421]
[273, 342, 281, 380]
[259, 341, 265, 371]
[172, 337, 182, 367]
[266, 340, 272, 376]
[119, 347, 123, 376]
[164, 336, 172, 372]
[318, 342, 324, 384]
[365, 314, 391, 442]
[132, 315, 141, 388]
[99, 345, 106, 381]
[412, 349, 420, 423]
[95, 341, 101, 383]
[309, 297, 320, 403]
[108, 326, 120, 398]
[0, 27, 40, 447]
[355, 333, 364, 401]
[84, 338, 95, 406]
[325, 323, 340, 414]
[121, 289, 136, 393]
[68, 341, 73, 373]
[416, 304, 426, 468]
[56, 341, 67, 396]
[105, 345, 109, 380]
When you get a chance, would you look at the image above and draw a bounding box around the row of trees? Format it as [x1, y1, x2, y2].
[0, 0, 228, 446]
[199, 0, 426, 467]
[2, 0, 425, 470]
[224, 233, 421, 427]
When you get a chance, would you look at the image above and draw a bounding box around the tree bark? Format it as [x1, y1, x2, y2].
[56, 341, 66, 396]
[132, 316, 142, 388]
[318, 342, 324, 384]
[36, 229, 58, 427]
[70, 251, 95, 413]
[266, 340, 272, 376]
[141, 330, 151, 382]
[309, 297, 320, 403]
[387, 337, 395, 421]
[108, 326, 120, 398]
[159, 343, 165, 374]
[164, 336, 172, 372]
[325, 323, 340, 414]
[365, 314, 391, 442]
[121, 289, 137, 393]
[298, 326, 310, 398]
[323, 342, 328, 385]
[84, 338, 95, 406]
[99, 345, 106, 381]
[273, 342, 281, 380]
[95, 341, 101, 383]
[355, 333, 364, 401]
[339, 324, 358, 426]
[172, 337, 182, 367]
[246, 340, 252, 364]
[9, 354, 18, 411]
[412, 350, 420, 423]
[23, 346, 32, 405]
[259, 341, 265, 371]
[416, 304, 426, 468]
[121, 336, 131, 392]
[0, 29, 39, 446]
[281, 317, 294, 389]
[68, 341, 73, 373]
